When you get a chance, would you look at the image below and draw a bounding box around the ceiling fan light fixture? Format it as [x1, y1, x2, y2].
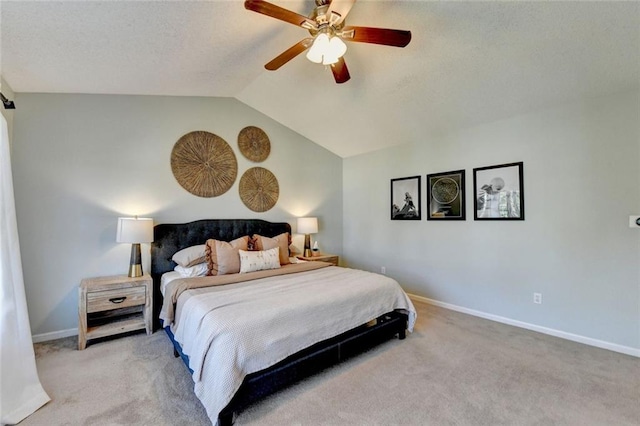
[306, 33, 347, 65]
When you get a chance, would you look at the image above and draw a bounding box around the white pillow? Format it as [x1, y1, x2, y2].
[172, 244, 206, 267]
[174, 262, 209, 278]
[239, 248, 281, 273]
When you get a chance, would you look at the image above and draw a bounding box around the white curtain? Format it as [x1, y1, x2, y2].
[0, 114, 50, 424]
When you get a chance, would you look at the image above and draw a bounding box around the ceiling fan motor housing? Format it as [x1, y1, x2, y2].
[307, 4, 345, 37]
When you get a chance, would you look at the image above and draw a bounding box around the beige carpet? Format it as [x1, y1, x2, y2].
[21, 301, 639, 425]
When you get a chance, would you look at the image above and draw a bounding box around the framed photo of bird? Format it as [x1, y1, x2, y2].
[391, 176, 421, 220]
[473, 162, 525, 220]
[427, 169, 466, 220]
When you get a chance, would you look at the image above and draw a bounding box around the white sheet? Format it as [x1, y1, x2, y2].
[171, 266, 416, 424]
[160, 271, 182, 296]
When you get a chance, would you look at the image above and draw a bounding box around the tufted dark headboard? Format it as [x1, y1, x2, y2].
[150, 219, 291, 329]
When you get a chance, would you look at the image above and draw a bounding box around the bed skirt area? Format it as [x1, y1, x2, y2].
[164, 311, 408, 425]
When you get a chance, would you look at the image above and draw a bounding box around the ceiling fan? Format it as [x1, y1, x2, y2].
[244, 0, 412, 84]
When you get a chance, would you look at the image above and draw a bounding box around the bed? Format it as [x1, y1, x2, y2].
[151, 219, 416, 425]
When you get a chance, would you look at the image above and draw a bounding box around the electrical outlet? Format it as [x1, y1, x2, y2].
[380, 266, 386, 275]
[533, 292, 542, 304]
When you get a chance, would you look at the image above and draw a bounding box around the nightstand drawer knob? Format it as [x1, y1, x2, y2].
[109, 297, 127, 304]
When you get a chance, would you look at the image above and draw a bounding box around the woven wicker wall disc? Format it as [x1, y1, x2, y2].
[239, 167, 279, 212]
[171, 131, 238, 197]
[238, 126, 270, 162]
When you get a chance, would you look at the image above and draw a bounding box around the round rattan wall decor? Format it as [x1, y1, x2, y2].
[239, 167, 279, 212]
[238, 126, 270, 162]
[171, 131, 238, 198]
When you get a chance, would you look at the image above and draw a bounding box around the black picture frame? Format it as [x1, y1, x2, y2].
[473, 162, 524, 220]
[391, 176, 421, 220]
[426, 169, 466, 220]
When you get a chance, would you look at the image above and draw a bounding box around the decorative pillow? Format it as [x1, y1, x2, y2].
[239, 248, 281, 273]
[247, 235, 257, 251]
[174, 262, 209, 278]
[252, 233, 291, 265]
[205, 236, 249, 276]
[172, 244, 207, 267]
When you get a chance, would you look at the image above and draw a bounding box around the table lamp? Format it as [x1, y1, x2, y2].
[116, 217, 154, 277]
[297, 217, 318, 257]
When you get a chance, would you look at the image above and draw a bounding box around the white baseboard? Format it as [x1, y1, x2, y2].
[32, 328, 78, 343]
[408, 293, 640, 358]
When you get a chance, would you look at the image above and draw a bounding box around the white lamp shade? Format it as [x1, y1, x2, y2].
[116, 217, 154, 243]
[297, 217, 318, 235]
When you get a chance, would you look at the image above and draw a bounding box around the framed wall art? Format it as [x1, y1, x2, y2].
[391, 176, 421, 220]
[473, 162, 524, 220]
[426, 169, 466, 220]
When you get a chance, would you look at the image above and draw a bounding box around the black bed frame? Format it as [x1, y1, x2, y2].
[151, 219, 408, 425]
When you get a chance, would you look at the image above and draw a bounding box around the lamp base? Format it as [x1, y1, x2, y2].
[128, 243, 143, 277]
[303, 234, 312, 258]
[128, 264, 143, 278]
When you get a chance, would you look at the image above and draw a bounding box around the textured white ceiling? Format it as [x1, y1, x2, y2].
[1, 1, 638, 157]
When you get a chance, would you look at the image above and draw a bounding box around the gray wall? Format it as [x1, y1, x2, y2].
[10, 89, 640, 352]
[343, 91, 640, 351]
[12, 94, 343, 336]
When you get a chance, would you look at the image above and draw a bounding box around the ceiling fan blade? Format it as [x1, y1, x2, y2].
[265, 38, 314, 70]
[245, 0, 317, 30]
[330, 57, 350, 84]
[341, 26, 411, 47]
[326, 0, 356, 26]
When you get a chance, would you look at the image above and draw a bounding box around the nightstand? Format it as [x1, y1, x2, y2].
[78, 275, 152, 350]
[296, 253, 339, 266]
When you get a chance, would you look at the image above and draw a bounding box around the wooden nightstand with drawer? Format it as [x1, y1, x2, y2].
[296, 254, 339, 266]
[78, 275, 152, 350]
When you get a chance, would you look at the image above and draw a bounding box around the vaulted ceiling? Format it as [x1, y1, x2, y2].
[1, 1, 638, 157]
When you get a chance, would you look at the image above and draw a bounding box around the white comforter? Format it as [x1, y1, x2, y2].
[171, 266, 416, 425]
